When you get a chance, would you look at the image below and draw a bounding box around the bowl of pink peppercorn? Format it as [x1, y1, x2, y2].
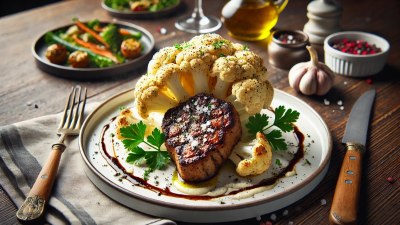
[324, 31, 390, 77]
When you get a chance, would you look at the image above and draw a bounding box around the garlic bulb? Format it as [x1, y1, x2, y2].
[288, 46, 334, 95]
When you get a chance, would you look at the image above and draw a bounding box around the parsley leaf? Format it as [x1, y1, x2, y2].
[245, 105, 299, 151]
[265, 129, 287, 151]
[174, 42, 192, 50]
[120, 122, 170, 180]
[147, 128, 165, 149]
[120, 121, 146, 149]
[126, 146, 146, 165]
[273, 105, 300, 132]
[145, 151, 170, 170]
[212, 40, 226, 49]
[174, 43, 183, 50]
[246, 113, 269, 137]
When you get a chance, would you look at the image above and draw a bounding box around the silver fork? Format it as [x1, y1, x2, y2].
[16, 86, 87, 222]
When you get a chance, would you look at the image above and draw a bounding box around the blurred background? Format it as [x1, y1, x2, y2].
[0, 0, 61, 17]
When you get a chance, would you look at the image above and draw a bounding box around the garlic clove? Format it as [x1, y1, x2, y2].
[288, 62, 307, 92]
[316, 69, 333, 95]
[299, 67, 317, 95]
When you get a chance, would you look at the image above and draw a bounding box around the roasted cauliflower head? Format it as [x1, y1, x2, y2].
[134, 34, 274, 119]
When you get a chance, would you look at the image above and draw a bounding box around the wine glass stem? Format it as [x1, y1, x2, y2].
[192, 0, 205, 20]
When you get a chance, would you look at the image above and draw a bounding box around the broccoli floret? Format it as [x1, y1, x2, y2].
[100, 24, 123, 54]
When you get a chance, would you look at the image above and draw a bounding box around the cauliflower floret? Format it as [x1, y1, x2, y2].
[176, 47, 213, 94]
[154, 64, 190, 102]
[115, 108, 140, 139]
[230, 78, 274, 115]
[135, 86, 178, 118]
[210, 50, 268, 99]
[133, 34, 274, 119]
[229, 132, 273, 176]
[234, 50, 268, 82]
[188, 33, 236, 57]
[147, 46, 180, 75]
[133, 74, 157, 100]
[211, 51, 267, 82]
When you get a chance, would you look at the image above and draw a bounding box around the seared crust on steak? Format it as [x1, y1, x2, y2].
[162, 93, 242, 183]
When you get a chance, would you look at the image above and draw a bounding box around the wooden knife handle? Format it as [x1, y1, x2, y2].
[16, 143, 66, 221]
[330, 143, 364, 225]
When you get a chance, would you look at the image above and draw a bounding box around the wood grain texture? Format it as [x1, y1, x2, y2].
[330, 146, 363, 225]
[1, 0, 400, 224]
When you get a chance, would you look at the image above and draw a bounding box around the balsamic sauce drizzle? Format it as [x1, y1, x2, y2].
[99, 117, 305, 200]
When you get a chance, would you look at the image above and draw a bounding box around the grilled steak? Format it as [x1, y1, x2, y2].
[162, 93, 242, 183]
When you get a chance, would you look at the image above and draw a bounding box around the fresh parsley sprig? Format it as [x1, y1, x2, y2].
[246, 105, 300, 151]
[120, 121, 170, 180]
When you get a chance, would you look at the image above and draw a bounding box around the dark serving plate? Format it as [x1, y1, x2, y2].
[101, 0, 181, 19]
[32, 20, 154, 80]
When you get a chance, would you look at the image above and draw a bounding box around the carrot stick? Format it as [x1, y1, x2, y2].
[73, 19, 110, 49]
[119, 28, 132, 36]
[119, 28, 142, 40]
[72, 36, 119, 63]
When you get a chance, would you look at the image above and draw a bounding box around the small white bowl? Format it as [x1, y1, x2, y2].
[324, 31, 390, 77]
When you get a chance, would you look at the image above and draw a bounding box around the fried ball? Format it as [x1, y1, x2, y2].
[68, 50, 90, 68]
[45, 44, 68, 64]
[121, 38, 141, 59]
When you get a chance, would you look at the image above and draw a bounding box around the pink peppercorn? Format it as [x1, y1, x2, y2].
[331, 39, 382, 55]
[387, 177, 395, 184]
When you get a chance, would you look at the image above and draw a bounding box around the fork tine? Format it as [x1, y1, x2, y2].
[58, 87, 74, 130]
[70, 86, 82, 128]
[76, 87, 87, 129]
[64, 87, 77, 129]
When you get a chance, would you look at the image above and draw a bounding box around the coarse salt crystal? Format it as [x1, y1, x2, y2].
[324, 99, 330, 105]
[256, 215, 261, 221]
[288, 221, 294, 225]
[320, 198, 327, 206]
[191, 140, 199, 147]
[340, 106, 344, 110]
[337, 100, 343, 106]
[344, 81, 348, 85]
[270, 213, 277, 221]
[159, 27, 167, 34]
[282, 209, 289, 216]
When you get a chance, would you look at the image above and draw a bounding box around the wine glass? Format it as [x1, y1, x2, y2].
[175, 0, 222, 34]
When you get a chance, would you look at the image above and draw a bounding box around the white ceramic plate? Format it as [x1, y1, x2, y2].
[79, 89, 332, 223]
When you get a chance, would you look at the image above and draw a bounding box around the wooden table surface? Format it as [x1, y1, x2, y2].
[1, 0, 399, 224]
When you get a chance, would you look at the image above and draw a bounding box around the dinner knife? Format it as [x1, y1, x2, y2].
[330, 89, 376, 225]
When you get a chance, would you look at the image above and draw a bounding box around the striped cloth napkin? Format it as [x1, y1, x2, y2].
[0, 104, 176, 225]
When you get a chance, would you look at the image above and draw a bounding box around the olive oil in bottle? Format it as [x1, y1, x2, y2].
[222, 0, 288, 41]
